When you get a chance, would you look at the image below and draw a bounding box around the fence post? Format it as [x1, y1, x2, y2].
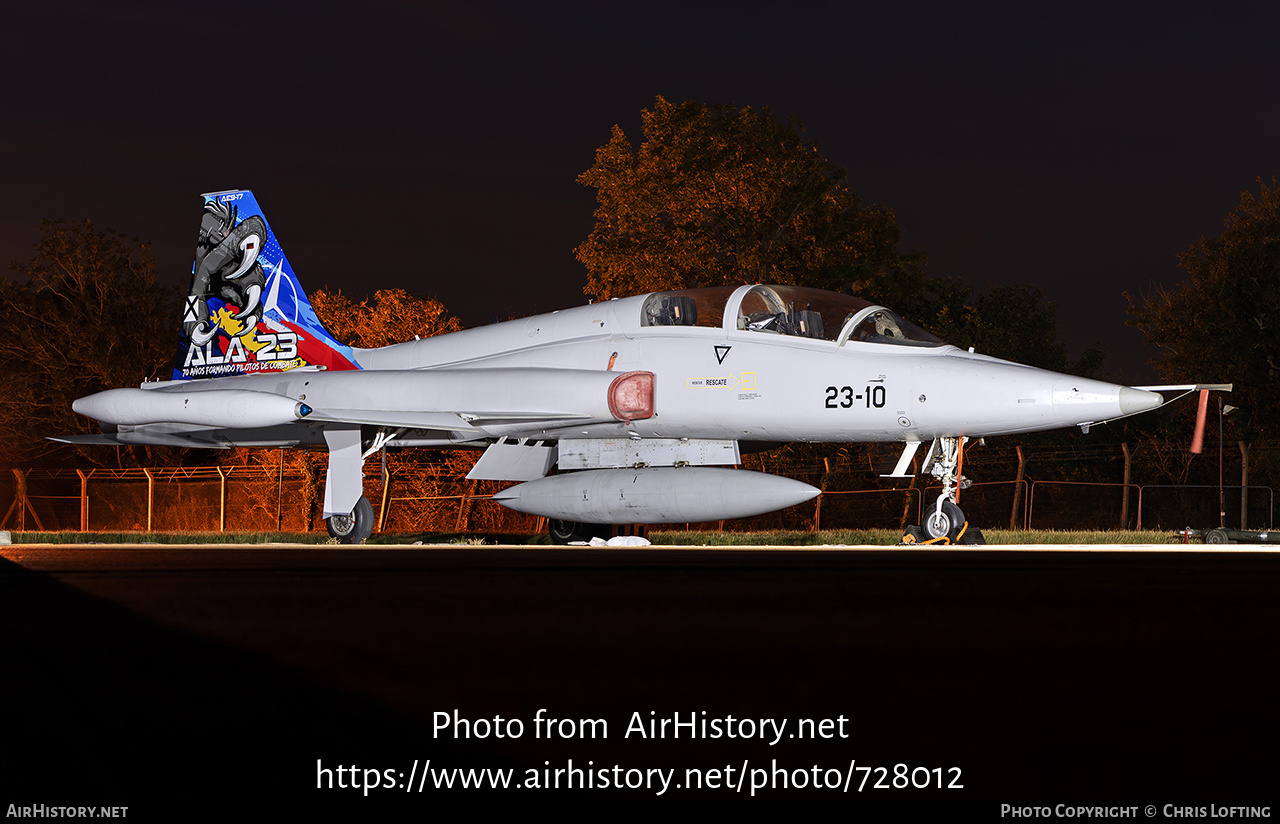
[77, 469, 89, 531]
[378, 448, 391, 533]
[455, 480, 477, 532]
[812, 456, 830, 532]
[276, 449, 285, 532]
[217, 466, 227, 532]
[1010, 446, 1025, 530]
[4, 469, 44, 531]
[1027, 480, 1036, 529]
[1121, 443, 1131, 529]
[143, 468, 154, 532]
[1240, 442, 1251, 529]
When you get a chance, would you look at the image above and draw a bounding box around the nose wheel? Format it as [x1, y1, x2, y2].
[923, 499, 965, 541]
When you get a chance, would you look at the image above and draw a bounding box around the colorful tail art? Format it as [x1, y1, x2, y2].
[172, 189, 361, 380]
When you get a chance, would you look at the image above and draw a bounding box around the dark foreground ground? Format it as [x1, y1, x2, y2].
[1, 544, 1275, 817]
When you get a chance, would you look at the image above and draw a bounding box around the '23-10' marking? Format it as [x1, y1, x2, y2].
[825, 385, 886, 409]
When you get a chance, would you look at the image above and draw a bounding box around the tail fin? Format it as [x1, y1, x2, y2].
[172, 189, 361, 380]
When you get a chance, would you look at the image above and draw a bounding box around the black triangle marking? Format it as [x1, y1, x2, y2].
[714, 345, 731, 364]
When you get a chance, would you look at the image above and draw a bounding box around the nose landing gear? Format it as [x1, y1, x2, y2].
[901, 437, 986, 545]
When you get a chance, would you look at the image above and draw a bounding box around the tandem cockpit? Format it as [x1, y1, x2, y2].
[640, 284, 947, 348]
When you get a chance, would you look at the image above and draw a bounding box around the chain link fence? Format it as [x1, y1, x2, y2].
[4, 440, 1275, 535]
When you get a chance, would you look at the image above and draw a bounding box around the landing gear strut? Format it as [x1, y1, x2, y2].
[906, 437, 984, 545]
[327, 495, 374, 544]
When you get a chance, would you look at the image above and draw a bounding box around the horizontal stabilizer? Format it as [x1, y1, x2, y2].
[48, 434, 129, 446]
[48, 431, 229, 449]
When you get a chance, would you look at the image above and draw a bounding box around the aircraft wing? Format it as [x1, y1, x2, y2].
[301, 409, 475, 430]
[302, 409, 593, 430]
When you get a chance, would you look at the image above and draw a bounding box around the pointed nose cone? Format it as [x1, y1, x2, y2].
[1050, 380, 1165, 427]
[910, 353, 1171, 437]
[1118, 387, 1163, 416]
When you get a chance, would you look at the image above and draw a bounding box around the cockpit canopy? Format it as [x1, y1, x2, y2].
[639, 284, 946, 348]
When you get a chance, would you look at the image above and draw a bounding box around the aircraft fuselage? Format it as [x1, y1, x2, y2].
[106, 286, 1156, 448]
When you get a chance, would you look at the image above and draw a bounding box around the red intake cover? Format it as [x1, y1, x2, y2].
[608, 371, 656, 422]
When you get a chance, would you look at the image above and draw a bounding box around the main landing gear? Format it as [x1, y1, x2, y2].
[327, 495, 374, 544]
[548, 519, 612, 544]
[902, 437, 985, 545]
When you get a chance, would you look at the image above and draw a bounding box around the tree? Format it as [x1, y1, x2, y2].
[576, 97, 947, 319]
[1128, 178, 1280, 440]
[939, 284, 1105, 377]
[0, 220, 182, 466]
[309, 288, 462, 349]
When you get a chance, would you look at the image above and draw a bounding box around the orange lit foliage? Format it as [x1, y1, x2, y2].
[300, 287, 489, 532]
[184, 288, 469, 532]
[576, 97, 928, 310]
[309, 288, 462, 349]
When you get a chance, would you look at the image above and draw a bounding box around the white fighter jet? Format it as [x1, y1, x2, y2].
[60, 190, 1173, 543]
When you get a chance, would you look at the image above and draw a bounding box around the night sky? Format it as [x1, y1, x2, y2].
[5, 1, 1279, 381]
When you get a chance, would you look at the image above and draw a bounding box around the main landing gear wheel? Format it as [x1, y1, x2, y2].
[1204, 528, 1232, 545]
[327, 495, 374, 544]
[548, 519, 610, 544]
[923, 499, 965, 542]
